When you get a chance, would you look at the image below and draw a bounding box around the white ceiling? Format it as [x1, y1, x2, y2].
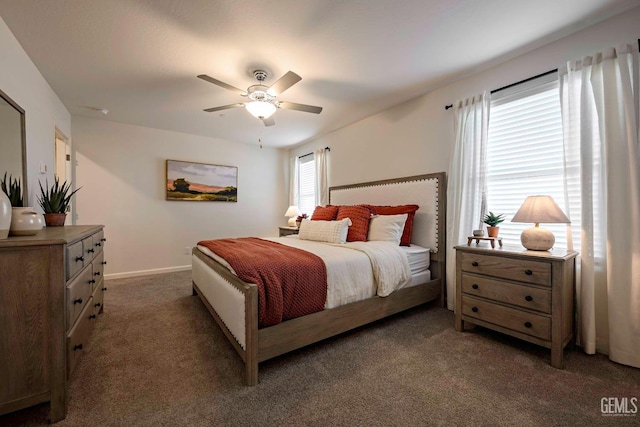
[0, 0, 636, 148]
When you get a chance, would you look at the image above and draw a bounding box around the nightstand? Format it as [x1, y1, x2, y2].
[279, 226, 299, 237]
[454, 244, 577, 368]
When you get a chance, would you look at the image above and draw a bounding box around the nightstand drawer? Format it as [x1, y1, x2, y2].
[461, 273, 551, 313]
[460, 252, 551, 286]
[462, 295, 551, 341]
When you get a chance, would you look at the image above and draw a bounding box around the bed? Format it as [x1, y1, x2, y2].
[191, 172, 446, 385]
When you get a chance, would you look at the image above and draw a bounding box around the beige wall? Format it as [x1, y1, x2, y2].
[0, 16, 71, 205]
[72, 117, 288, 278]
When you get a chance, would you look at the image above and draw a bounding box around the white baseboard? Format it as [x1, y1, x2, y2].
[104, 265, 191, 280]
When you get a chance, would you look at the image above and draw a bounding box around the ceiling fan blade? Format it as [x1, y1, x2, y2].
[197, 74, 247, 96]
[278, 101, 323, 114]
[267, 71, 302, 96]
[203, 103, 245, 113]
[262, 117, 275, 127]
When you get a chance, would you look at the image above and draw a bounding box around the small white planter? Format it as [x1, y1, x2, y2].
[10, 207, 44, 236]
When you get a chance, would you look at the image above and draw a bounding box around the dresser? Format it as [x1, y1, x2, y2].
[0, 225, 106, 422]
[454, 245, 577, 368]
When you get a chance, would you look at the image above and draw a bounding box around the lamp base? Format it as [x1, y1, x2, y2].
[287, 217, 297, 227]
[520, 225, 555, 251]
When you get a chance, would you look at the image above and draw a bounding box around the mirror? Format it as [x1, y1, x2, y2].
[0, 89, 27, 203]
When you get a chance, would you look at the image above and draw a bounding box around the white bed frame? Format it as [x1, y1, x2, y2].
[192, 172, 446, 385]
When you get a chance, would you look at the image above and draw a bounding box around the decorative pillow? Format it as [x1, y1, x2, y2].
[368, 205, 419, 246]
[336, 205, 372, 242]
[298, 218, 351, 244]
[367, 214, 408, 245]
[310, 205, 339, 221]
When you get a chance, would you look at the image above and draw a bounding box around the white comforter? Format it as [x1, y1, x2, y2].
[197, 237, 412, 309]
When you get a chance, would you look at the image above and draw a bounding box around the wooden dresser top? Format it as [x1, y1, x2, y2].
[0, 225, 103, 248]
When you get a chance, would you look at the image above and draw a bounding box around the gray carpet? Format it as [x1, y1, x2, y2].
[2, 271, 639, 426]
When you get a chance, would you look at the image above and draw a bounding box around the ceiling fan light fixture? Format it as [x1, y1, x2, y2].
[245, 101, 277, 119]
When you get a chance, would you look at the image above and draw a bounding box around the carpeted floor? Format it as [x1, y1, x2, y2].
[2, 271, 639, 426]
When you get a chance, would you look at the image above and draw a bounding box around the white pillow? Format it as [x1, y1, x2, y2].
[298, 218, 352, 244]
[367, 214, 408, 245]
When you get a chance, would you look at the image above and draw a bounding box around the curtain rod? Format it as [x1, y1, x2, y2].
[299, 146, 330, 159]
[444, 68, 558, 110]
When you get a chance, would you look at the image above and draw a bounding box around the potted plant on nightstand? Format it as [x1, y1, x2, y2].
[38, 177, 81, 227]
[483, 211, 505, 238]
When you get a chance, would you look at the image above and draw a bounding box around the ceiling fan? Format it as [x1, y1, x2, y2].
[197, 70, 322, 126]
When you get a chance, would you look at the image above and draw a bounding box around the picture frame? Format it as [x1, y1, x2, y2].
[166, 159, 237, 202]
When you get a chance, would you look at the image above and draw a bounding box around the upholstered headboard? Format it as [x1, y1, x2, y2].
[329, 172, 446, 279]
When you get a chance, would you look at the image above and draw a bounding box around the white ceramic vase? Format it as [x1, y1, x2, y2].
[0, 191, 11, 239]
[10, 207, 45, 236]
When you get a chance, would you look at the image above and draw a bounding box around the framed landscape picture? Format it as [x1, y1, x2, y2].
[166, 159, 237, 202]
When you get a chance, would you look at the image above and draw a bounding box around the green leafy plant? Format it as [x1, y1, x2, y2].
[38, 177, 81, 214]
[483, 211, 505, 227]
[1, 172, 24, 207]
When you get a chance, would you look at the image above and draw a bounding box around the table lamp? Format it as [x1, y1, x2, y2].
[511, 195, 570, 251]
[284, 205, 301, 227]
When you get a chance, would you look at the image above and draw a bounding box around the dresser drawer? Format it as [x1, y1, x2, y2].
[92, 282, 105, 315]
[66, 267, 94, 329]
[461, 273, 551, 313]
[460, 252, 551, 286]
[67, 296, 97, 378]
[66, 241, 85, 280]
[461, 295, 551, 341]
[91, 251, 105, 287]
[83, 236, 97, 262]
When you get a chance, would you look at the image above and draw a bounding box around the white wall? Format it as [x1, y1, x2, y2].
[72, 117, 288, 278]
[290, 7, 640, 354]
[291, 6, 640, 186]
[0, 17, 70, 205]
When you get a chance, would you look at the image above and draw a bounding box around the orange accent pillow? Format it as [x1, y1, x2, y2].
[368, 205, 419, 246]
[311, 205, 339, 221]
[336, 205, 372, 242]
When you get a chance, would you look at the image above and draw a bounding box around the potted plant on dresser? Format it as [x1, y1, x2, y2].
[483, 211, 505, 238]
[38, 177, 81, 227]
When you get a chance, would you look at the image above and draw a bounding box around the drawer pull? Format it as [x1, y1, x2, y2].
[95, 302, 101, 308]
[73, 298, 83, 305]
[75, 256, 84, 262]
[525, 295, 533, 302]
[101, 261, 107, 265]
[73, 344, 83, 351]
[524, 321, 532, 328]
[89, 314, 97, 320]
[87, 248, 95, 254]
[89, 279, 96, 284]
[471, 307, 478, 312]
[95, 242, 102, 247]
[102, 287, 108, 291]
[101, 238, 107, 242]
[472, 284, 479, 290]
[524, 269, 533, 275]
[471, 261, 479, 267]
[94, 271, 101, 276]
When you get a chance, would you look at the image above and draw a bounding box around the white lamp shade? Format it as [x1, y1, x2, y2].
[245, 101, 277, 119]
[511, 195, 570, 224]
[512, 195, 569, 251]
[284, 205, 300, 218]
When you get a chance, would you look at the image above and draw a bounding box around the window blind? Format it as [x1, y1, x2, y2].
[297, 154, 316, 216]
[486, 73, 575, 249]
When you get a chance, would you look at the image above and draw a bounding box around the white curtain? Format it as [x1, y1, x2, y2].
[314, 148, 328, 206]
[446, 93, 490, 310]
[559, 43, 640, 367]
[289, 155, 299, 207]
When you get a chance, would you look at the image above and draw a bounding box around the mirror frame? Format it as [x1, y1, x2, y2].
[0, 88, 27, 203]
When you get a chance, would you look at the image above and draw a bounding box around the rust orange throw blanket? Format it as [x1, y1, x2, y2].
[197, 238, 328, 328]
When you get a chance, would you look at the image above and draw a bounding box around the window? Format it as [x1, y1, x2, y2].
[297, 154, 316, 216]
[486, 73, 577, 249]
